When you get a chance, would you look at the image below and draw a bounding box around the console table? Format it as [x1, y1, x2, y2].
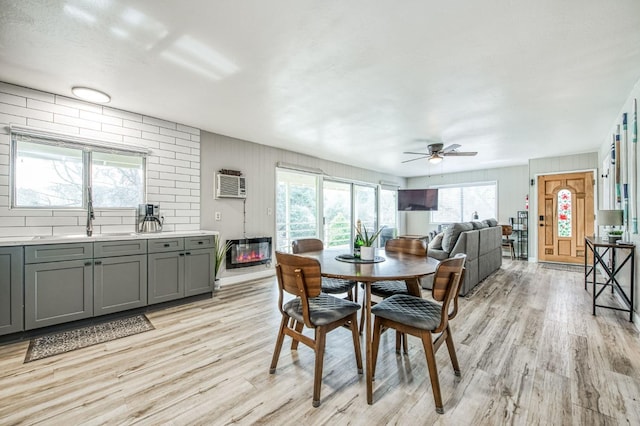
[584, 236, 635, 321]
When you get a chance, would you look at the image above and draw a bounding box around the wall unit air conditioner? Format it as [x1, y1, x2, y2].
[216, 174, 246, 198]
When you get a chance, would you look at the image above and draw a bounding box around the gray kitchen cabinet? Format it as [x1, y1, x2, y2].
[25, 243, 94, 330]
[94, 240, 148, 316]
[0, 247, 24, 336]
[148, 236, 214, 304]
[185, 235, 215, 296]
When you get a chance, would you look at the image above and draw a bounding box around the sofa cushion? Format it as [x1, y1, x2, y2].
[428, 232, 444, 249]
[471, 221, 488, 229]
[441, 222, 474, 253]
[483, 218, 498, 227]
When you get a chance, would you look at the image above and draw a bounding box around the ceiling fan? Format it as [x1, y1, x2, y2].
[402, 143, 478, 164]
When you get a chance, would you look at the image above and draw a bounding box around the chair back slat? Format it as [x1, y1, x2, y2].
[385, 238, 427, 256]
[275, 251, 322, 297]
[292, 238, 324, 254]
[431, 254, 466, 302]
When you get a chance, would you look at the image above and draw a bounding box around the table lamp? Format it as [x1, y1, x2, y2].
[597, 209, 623, 240]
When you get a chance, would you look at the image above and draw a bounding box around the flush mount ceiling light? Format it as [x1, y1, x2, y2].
[71, 86, 111, 103]
[428, 153, 443, 164]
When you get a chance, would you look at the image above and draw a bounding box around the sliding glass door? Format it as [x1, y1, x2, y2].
[323, 180, 351, 248]
[275, 170, 319, 252]
[276, 167, 398, 252]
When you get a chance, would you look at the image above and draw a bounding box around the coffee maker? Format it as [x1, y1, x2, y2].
[138, 203, 164, 233]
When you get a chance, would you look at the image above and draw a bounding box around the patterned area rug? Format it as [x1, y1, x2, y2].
[540, 263, 584, 272]
[24, 314, 154, 363]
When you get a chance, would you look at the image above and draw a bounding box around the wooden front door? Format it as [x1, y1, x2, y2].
[537, 171, 594, 264]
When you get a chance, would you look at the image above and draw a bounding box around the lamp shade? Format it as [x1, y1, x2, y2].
[597, 210, 623, 226]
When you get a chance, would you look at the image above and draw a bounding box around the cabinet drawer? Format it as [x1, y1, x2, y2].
[25, 243, 93, 264]
[147, 238, 185, 253]
[94, 240, 147, 257]
[185, 235, 215, 249]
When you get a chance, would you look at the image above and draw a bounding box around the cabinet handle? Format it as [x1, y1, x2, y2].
[94, 260, 102, 265]
[179, 253, 185, 256]
[84, 262, 92, 266]
[198, 241, 203, 245]
[186, 252, 191, 255]
[164, 243, 170, 247]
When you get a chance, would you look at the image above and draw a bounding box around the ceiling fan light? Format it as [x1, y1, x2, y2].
[429, 154, 443, 164]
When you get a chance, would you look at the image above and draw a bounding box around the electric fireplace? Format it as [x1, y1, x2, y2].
[226, 237, 272, 269]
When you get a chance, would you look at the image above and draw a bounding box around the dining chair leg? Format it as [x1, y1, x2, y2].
[313, 327, 327, 407]
[444, 325, 461, 376]
[291, 320, 304, 350]
[349, 312, 363, 374]
[371, 317, 383, 379]
[421, 331, 444, 414]
[269, 316, 288, 373]
[359, 292, 367, 335]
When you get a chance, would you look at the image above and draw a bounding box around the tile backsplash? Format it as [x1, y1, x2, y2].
[0, 82, 200, 237]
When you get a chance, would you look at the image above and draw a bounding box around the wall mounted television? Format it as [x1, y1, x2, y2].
[397, 188, 439, 211]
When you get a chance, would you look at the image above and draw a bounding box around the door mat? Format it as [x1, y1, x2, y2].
[24, 314, 154, 363]
[540, 263, 583, 273]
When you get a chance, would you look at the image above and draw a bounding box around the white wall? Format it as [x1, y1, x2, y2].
[597, 77, 640, 327]
[199, 131, 406, 279]
[0, 82, 201, 237]
[405, 165, 529, 236]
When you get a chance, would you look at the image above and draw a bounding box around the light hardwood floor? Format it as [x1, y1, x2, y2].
[1, 260, 639, 425]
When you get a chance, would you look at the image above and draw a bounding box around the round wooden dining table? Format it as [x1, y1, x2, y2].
[302, 247, 439, 405]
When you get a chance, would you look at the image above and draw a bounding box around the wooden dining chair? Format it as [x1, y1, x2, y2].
[370, 254, 466, 414]
[360, 238, 428, 353]
[501, 225, 516, 260]
[270, 251, 363, 407]
[292, 238, 358, 301]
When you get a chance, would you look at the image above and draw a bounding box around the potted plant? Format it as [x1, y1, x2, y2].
[213, 236, 231, 289]
[608, 229, 624, 243]
[356, 224, 385, 260]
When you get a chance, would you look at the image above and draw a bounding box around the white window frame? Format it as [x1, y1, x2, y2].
[10, 126, 148, 209]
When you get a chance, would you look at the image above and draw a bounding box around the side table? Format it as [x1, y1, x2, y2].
[584, 236, 635, 321]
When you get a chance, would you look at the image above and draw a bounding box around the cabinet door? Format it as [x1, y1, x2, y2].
[185, 248, 214, 297]
[0, 247, 24, 336]
[25, 260, 93, 330]
[148, 251, 184, 304]
[94, 255, 148, 316]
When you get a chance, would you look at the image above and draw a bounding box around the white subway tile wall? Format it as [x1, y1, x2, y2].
[0, 82, 201, 237]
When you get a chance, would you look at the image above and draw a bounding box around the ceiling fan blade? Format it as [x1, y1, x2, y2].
[443, 151, 478, 157]
[401, 156, 429, 163]
[403, 151, 429, 155]
[442, 143, 461, 153]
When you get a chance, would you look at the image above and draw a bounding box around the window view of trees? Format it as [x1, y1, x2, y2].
[323, 181, 351, 248]
[92, 152, 144, 208]
[14, 142, 83, 207]
[275, 170, 318, 251]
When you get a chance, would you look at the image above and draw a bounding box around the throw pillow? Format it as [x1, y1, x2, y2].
[428, 232, 444, 249]
[441, 222, 474, 253]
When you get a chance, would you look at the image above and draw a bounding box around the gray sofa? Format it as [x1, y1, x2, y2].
[422, 219, 502, 296]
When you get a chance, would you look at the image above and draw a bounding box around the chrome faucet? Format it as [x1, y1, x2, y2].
[86, 186, 94, 236]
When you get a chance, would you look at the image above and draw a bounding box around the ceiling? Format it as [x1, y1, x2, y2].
[2, 1, 640, 177]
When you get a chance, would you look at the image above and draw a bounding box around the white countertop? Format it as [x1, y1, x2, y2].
[0, 230, 219, 247]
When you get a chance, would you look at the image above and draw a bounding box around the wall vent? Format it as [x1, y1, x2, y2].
[216, 174, 246, 198]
